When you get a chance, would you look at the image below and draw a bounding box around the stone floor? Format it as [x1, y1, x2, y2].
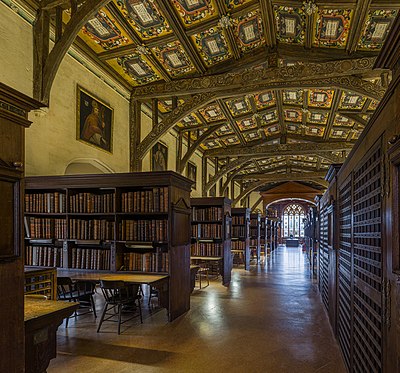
[48, 246, 346, 373]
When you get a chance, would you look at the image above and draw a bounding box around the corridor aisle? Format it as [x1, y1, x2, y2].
[48, 246, 346, 373]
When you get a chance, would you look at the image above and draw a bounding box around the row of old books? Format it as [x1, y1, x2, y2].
[232, 216, 246, 224]
[121, 188, 169, 213]
[192, 223, 222, 239]
[119, 219, 168, 242]
[25, 245, 63, 267]
[192, 207, 222, 221]
[249, 239, 259, 247]
[69, 219, 115, 240]
[191, 242, 223, 257]
[70, 247, 111, 270]
[250, 227, 259, 237]
[232, 226, 247, 238]
[232, 241, 247, 250]
[25, 217, 67, 239]
[122, 251, 169, 272]
[25, 192, 66, 213]
[69, 192, 114, 213]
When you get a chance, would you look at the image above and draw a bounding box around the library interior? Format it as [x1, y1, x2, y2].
[1, 0, 400, 372]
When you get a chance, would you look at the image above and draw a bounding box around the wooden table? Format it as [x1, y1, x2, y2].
[57, 269, 170, 312]
[25, 296, 78, 373]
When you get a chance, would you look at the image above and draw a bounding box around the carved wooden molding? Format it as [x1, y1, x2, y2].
[204, 141, 354, 158]
[232, 173, 328, 206]
[136, 92, 216, 160]
[133, 57, 380, 99]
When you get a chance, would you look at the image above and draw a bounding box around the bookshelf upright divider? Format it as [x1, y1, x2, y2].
[260, 215, 266, 259]
[24, 171, 192, 321]
[249, 212, 261, 263]
[231, 207, 250, 270]
[190, 197, 232, 286]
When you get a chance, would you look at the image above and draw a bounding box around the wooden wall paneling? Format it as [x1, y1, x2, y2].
[352, 141, 383, 372]
[337, 174, 354, 371]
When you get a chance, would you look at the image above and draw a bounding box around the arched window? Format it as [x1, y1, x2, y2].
[283, 204, 305, 238]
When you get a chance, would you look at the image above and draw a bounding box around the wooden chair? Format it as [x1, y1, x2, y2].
[56, 277, 97, 327]
[97, 280, 143, 335]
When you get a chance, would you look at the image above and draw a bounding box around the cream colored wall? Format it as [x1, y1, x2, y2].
[0, 3, 33, 96]
[25, 55, 130, 176]
[249, 192, 263, 212]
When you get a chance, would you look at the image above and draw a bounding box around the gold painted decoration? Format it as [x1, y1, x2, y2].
[158, 98, 185, 113]
[151, 41, 196, 77]
[352, 130, 362, 140]
[192, 27, 232, 65]
[265, 138, 280, 145]
[261, 110, 278, 125]
[264, 124, 280, 136]
[333, 114, 354, 127]
[171, 0, 217, 27]
[308, 89, 334, 108]
[314, 9, 352, 48]
[368, 99, 379, 111]
[254, 91, 276, 109]
[232, 10, 265, 54]
[286, 123, 302, 134]
[330, 128, 350, 139]
[199, 104, 226, 122]
[80, 9, 133, 53]
[201, 138, 221, 149]
[226, 97, 252, 117]
[113, 0, 171, 40]
[243, 130, 261, 142]
[283, 89, 303, 105]
[287, 138, 308, 143]
[274, 5, 306, 44]
[224, 0, 250, 11]
[216, 124, 234, 136]
[284, 109, 302, 122]
[339, 91, 367, 110]
[307, 111, 328, 124]
[178, 113, 202, 127]
[305, 125, 324, 137]
[222, 135, 240, 146]
[358, 10, 398, 50]
[237, 117, 257, 131]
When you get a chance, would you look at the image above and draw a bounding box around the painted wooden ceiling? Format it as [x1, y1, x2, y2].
[58, 0, 400, 192]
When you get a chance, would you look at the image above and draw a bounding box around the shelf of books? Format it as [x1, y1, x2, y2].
[249, 212, 261, 263]
[260, 215, 266, 258]
[266, 217, 280, 252]
[24, 171, 192, 321]
[190, 197, 232, 286]
[231, 208, 250, 270]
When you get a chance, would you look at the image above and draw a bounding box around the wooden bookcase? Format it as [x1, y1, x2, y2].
[249, 213, 261, 263]
[190, 197, 232, 286]
[24, 171, 192, 321]
[260, 215, 266, 257]
[231, 207, 250, 270]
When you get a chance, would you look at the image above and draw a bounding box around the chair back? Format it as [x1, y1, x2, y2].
[100, 280, 135, 304]
[57, 277, 75, 300]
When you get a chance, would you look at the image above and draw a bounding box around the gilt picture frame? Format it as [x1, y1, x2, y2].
[151, 142, 168, 171]
[77, 86, 113, 153]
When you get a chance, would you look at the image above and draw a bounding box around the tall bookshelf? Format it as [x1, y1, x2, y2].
[231, 208, 250, 270]
[260, 215, 267, 258]
[249, 213, 261, 263]
[24, 171, 192, 321]
[190, 197, 232, 286]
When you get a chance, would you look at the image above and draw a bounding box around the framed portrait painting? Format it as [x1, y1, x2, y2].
[151, 142, 168, 171]
[187, 162, 197, 190]
[77, 86, 113, 153]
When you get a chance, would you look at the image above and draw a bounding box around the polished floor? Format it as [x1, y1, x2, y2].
[48, 246, 346, 373]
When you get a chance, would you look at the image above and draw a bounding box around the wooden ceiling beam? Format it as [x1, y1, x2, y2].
[346, 0, 372, 53]
[323, 88, 342, 140]
[132, 57, 382, 99]
[204, 141, 354, 158]
[275, 89, 286, 137]
[154, 0, 206, 74]
[342, 113, 368, 127]
[234, 170, 327, 181]
[136, 92, 216, 160]
[217, 99, 246, 145]
[260, 0, 276, 47]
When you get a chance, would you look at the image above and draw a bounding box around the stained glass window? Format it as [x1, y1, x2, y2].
[283, 204, 305, 237]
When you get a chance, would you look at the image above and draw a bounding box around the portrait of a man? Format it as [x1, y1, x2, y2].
[77, 86, 113, 152]
[152, 142, 168, 171]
